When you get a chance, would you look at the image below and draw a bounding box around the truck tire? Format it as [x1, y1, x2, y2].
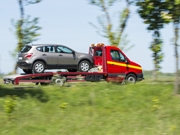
[125, 74, 136, 84]
[78, 60, 91, 72]
[32, 61, 45, 74]
[55, 78, 65, 86]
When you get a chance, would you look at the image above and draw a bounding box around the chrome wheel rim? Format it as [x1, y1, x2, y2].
[127, 76, 135, 83]
[80, 62, 89, 72]
[35, 63, 44, 73]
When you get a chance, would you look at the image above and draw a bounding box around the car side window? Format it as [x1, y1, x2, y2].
[41, 46, 55, 53]
[36, 47, 43, 52]
[110, 50, 125, 62]
[56, 46, 73, 54]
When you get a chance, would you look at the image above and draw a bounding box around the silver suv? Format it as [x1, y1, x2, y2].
[17, 44, 93, 74]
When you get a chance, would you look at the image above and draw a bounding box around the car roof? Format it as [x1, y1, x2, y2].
[26, 44, 76, 51]
[28, 44, 66, 47]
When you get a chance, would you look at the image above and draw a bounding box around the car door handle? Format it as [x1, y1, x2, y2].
[59, 54, 63, 56]
[42, 54, 47, 56]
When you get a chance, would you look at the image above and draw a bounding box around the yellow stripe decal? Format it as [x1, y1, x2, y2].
[107, 61, 142, 70]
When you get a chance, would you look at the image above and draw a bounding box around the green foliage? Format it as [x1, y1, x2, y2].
[1, 82, 180, 134]
[3, 95, 17, 119]
[12, 16, 41, 52]
[150, 37, 163, 70]
[165, 0, 180, 23]
[137, 0, 170, 30]
[164, 0, 180, 94]
[136, 0, 168, 79]
[89, 0, 133, 51]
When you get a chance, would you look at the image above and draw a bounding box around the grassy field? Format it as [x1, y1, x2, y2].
[0, 79, 180, 135]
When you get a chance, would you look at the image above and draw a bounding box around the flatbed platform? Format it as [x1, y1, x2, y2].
[3, 71, 125, 86]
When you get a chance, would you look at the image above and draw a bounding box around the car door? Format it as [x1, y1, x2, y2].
[42, 46, 58, 68]
[55, 45, 77, 68]
[108, 49, 128, 74]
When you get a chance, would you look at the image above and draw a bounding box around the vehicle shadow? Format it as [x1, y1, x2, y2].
[0, 85, 49, 102]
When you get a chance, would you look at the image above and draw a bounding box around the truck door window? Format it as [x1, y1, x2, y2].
[110, 50, 125, 62]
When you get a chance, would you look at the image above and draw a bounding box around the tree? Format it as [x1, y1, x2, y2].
[164, 0, 180, 94]
[89, 0, 133, 51]
[12, 0, 42, 74]
[136, 0, 169, 81]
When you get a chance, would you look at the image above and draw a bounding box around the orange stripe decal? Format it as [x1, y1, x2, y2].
[107, 61, 142, 70]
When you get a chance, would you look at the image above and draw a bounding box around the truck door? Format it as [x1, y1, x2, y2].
[108, 49, 128, 74]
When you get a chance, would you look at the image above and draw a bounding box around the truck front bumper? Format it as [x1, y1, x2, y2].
[137, 73, 144, 81]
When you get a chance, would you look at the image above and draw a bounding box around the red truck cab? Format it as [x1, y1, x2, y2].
[89, 43, 144, 83]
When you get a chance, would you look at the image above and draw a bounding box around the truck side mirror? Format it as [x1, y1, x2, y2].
[125, 59, 129, 64]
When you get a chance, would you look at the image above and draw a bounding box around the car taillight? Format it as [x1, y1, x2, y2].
[25, 53, 33, 58]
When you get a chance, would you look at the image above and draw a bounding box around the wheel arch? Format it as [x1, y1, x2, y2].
[31, 59, 47, 68]
[125, 72, 137, 80]
[78, 58, 93, 68]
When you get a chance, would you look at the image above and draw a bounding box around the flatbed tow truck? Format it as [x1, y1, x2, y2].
[3, 43, 144, 86]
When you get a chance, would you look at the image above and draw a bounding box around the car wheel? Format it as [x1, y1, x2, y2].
[125, 74, 136, 84]
[32, 61, 45, 74]
[23, 69, 32, 74]
[68, 69, 77, 72]
[78, 60, 91, 72]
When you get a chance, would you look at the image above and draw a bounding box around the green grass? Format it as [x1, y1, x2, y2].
[0, 81, 180, 135]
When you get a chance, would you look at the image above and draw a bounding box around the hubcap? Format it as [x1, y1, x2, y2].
[80, 62, 89, 71]
[55, 79, 64, 86]
[127, 76, 135, 83]
[35, 63, 44, 73]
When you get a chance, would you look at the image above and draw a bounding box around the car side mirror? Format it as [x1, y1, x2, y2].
[72, 51, 75, 55]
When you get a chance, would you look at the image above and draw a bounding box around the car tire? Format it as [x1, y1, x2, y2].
[125, 74, 136, 84]
[32, 61, 45, 74]
[23, 69, 32, 74]
[78, 60, 91, 72]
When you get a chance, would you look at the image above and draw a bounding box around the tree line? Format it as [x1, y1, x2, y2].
[12, 0, 179, 94]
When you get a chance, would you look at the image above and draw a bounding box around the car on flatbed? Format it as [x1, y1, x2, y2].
[17, 44, 93, 74]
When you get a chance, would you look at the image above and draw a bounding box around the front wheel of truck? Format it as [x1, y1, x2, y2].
[125, 74, 136, 84]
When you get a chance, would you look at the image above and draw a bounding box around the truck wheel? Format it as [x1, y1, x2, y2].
[32, 61, 45, 74]
[55, 78, 65, 86]
[78, 60, 91, 72]
[23, 69, 32, 74]
[125, 74, 136, 84]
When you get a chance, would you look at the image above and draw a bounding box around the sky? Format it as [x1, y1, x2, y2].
[0, 0, 179, 74]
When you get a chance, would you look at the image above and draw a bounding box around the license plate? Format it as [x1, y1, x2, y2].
[18, 57, 22, 60]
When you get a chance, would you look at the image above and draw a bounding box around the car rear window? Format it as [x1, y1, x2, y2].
[21, 46, 32, 53]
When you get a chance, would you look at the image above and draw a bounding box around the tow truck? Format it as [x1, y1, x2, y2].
[3, 43, 144, 86]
